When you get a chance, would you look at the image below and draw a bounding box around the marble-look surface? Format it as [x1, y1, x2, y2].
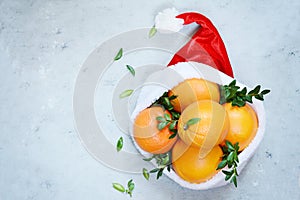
[0, 0, 300, 199]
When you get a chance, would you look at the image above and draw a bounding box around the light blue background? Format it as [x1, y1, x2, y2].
[0, 0, 299, 199]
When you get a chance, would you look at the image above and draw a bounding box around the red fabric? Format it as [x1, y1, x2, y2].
[167, 12, 234, 78]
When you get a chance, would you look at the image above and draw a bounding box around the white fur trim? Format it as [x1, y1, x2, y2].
[155, 8, 184, 33]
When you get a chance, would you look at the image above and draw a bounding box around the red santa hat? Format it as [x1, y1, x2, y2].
[155, 8, 234, 78]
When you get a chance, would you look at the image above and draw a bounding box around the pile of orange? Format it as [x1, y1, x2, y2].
[133, 78, 258, 183]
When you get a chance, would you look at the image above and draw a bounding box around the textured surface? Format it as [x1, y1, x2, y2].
[0, 0, 300, 199]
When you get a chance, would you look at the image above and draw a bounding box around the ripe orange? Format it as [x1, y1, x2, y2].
[168, 78, 220, 112]
[223, 103, 258, 151]
[172, 139, 223, 183]
[133, 106, 177, 154]
[177, 100, 229, 158]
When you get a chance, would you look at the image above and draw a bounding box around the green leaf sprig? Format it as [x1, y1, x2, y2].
[220, 80, 270, 107]
[112, 179, 135, 197]
[217, 140, 240, 187]
[156, 113, 178, 139]
[142, 152, 172, 180]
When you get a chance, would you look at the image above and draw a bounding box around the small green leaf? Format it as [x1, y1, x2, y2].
[164, 113, 171, 121]
[261, 89, 271, 95]
[232, 175, 238, 187]
[240, 87, 247, 95]
[222, 170, 233, 176]
[229, 80, 236, 87]
[156, 116, 165, 122]
[143, 156, 153, 162]
[157, 121, 168, 130]
[169, 121, 177, 130]
[168, 133, 177, 139]
[186, 118, 201, 127]
[127, 179, 135, 191]
[227, 152, 234, 163]
[143, 168, 150, 180]
[149, 168, 159, 173]
[116, 137, 123, 152]
[171, 111, 180, 120]
[250, 85, 261, 95]
[168, 95, 177, 101]
[217, 160, 227, 170]
[156, 168, 164, 179]
[225, 174, 233, 181]
[225, 141, 234, 150]
[114, 48, 123, 61]
[244, 95, 253, 103]
[255, 94, 264, 100]
[149, 26, 157, 38]
[126, 65, 135, 76]
[119, 89, 133, 98]
[112, 183, 125, 193]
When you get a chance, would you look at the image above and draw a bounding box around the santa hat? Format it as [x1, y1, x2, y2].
[155, 8, 234, 78]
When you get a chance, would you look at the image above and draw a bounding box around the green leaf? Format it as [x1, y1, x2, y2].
[114, 48, 123, 61]
[171, 111, 180, 120]
[229, 80, 236, 87]
[149, 168, 159, 173]
[126, 65, 135, 76]
[222, 170, 233, 176]
[240, 87, 247, 95]
[143, 156, 153, 162]
[168, 95, 177, 101]
[157, 121, 168, 130]
[255, 94, 264, 100]
[112, 183, 125, 193]
[227, 152, 234, 163]
[169, 133, 177, 139]
[142, 168, 150, 180]
[261, 89, 271, 95]
[149, 26, 157, 38]
[156, 168, 164, 179]
[225, 141, 234, 150]
[216, 160, 227, 170]
[244, 95, 253, 103]
[164, 113, 171, 121]
[250, 85, 261, 95]
[127, 179, 135, 191]
[156, 116, 165, 122]
[169, 121, 177, 130]
[232, 175, 238, 187]
[116, 137, 123, 152]
[186, 118, 201, 126]
[119, 89, 133, 98]
[225, 174, 233, 181]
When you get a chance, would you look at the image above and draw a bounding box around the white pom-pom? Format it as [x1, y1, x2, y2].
[155, 8, 184, 33]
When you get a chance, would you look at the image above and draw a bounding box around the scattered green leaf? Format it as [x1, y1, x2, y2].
[116, 137, 123, 152]
[126, 65, 135, 76]
[142, 168, 150, 180]
[112, 183, 125, 193]
[149, 26, 157, 38]
[119, 89, 133, 98]
[114, 48, 123, 61]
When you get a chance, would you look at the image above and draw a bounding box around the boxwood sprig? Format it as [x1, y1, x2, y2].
[142, 152, 172, 180]
[220, 80, 270, 107]
[217, 140, 240, 187]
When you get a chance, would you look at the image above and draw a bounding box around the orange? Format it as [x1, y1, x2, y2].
[172, 139, 223, 183]
[133, 106, 177, 154]
[223, 103, 258, 151]
[177, 100, 229, 158]
[168, 78, 220, 112]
